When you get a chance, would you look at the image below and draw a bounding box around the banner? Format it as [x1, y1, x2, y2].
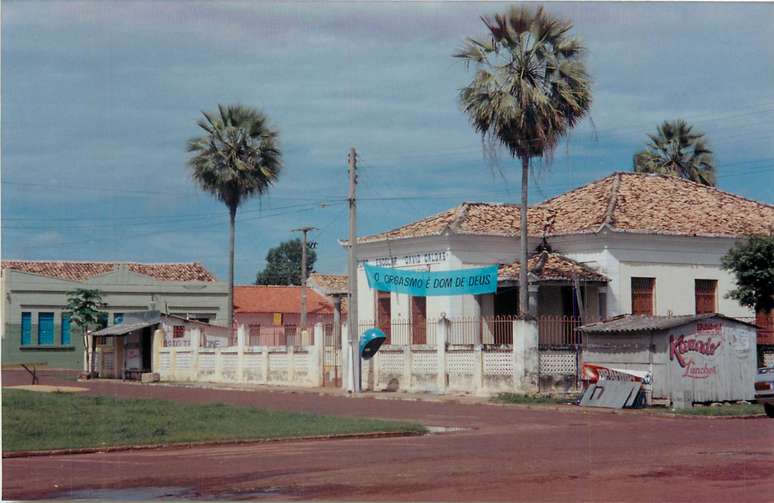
[364, 263, 498, 297]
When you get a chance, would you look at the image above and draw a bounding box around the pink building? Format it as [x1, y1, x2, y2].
[234, 285, 335, 346]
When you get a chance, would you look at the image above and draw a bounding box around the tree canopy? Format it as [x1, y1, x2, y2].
[633, 119, 716, 186]
[256, 238, 317, 286]
[455, 5, 592, 315]
[66, 288, 105, 373]
[187, 104, 282, 330]
[721, 235, 774, 313]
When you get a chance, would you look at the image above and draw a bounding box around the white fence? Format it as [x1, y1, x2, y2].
[154, 319, 579, 395]
[155, 324, 323, 388]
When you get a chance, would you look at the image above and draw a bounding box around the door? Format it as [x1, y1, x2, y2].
[377, 291, 392, 343]
[141, 327, 152, 371]
[411, 296, 427, 344]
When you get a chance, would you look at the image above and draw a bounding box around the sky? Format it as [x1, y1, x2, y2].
[2, 1, 773, 283]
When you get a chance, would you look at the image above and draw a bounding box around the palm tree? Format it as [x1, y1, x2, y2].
[455, 6, 592, 316]
[633, 119, 716, 186]
[187, 104, 282, 332]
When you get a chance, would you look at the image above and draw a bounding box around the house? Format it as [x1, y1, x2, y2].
[234, 285, 336, 346]
[347, 172, 774, 347]
[1, 260, 228, 369]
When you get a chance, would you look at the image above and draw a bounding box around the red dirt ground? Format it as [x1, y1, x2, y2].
[3, 370, 774, 501]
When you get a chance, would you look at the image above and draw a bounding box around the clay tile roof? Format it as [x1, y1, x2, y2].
[307, 273, 349, 295]
[1, 260, 218, 282]
[233, 285, 334, 314]
[356, 172, 774, 243]
[498, 252, 608, 283]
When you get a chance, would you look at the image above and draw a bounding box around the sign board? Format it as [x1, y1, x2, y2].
[273, 312, 283, 326]
[364, 264, 498, 297]
[363, 250, 448, 268]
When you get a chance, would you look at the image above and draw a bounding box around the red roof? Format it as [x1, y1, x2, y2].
[1, 260, 217, 282]
[234, 285, 334, 314]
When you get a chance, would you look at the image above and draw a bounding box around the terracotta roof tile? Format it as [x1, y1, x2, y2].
[233, 285, 334, 314]
[1, 260, 217, 282]
[357, 172, 774, 243]
[307, 273, 349, 295]
[498, 252, 608, 283]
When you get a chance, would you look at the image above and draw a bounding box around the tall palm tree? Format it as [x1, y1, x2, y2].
[187, 104, 282, 331]
[455, 6, 592, 316]
[633, 119, 716, 186]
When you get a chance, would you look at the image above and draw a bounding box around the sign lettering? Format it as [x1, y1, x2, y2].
[364, 264, 498, 297]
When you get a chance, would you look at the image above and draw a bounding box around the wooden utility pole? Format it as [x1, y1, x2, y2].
[347, 147, 361, 392]
[292, 226, 317, 334]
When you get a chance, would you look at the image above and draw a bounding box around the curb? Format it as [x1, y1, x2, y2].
[3, 430, 425, 459]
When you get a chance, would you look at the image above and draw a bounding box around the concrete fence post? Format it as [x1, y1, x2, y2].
[236, 324, 246, 383]
[342, 322, 351, 391]
[402, 345, 413, 392]
[152, 327, 165, 374]
[473, 344, 484, 394]
[436, 317, 449, 393]
[190, 328, 200, 381]
[170, 345, 177, 381]
[372, 344, 381, 391]
[288, 346, 296, 385]
[313, 322, 324, 387]
[513, 319, 539, 394]
[214, 347, 223, 383]
[261, 347, 270, 384]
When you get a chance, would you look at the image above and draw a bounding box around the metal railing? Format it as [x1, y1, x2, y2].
[538, 315, 583, 347]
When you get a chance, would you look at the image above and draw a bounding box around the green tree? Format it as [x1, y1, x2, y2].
[187, 104, 282, 330]
[721, 235, 774, 313]
[256, 238, 317, 285]
[65, 288, 105, 374]
[633, 119, 716, 186]
[456, 5, 592, 315]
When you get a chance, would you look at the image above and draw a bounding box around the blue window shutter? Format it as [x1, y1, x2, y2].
[113, 313, 124, 325]
[38, 313, 54, 345]
[21, 312, 31, 345]
[61, 313, 71, 345]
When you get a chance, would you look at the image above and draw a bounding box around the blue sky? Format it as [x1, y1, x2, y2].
[3, 1, 773, 283]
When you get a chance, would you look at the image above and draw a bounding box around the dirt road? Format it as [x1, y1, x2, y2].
[3, 371, 773, 501]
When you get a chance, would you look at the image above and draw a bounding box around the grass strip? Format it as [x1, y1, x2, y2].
[493, 393, 578, 405]
[2, 389, 425, 452]
[665, 403, 764, 417]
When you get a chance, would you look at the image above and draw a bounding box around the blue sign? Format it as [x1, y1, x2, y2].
[364, 263, 498, 297]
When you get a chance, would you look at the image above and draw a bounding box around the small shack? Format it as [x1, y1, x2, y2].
[580, 314, 758, 407]
[89, 311, 229, 380]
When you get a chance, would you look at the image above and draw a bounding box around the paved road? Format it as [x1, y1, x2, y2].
[3, 371, 774, 501]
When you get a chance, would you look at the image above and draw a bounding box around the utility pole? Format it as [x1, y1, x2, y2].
[292, 226, 317, 335]
[347, 147, 361, 392]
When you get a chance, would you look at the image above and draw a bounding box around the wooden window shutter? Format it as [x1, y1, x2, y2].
[694, 279, 717, 315]
[631, 277, 655, 315]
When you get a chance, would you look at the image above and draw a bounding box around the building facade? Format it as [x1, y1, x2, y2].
[347, 173, 773, 346]
[1, 261, 228, 369]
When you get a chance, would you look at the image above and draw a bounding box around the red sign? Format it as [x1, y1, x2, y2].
[670, 332, 722, 379]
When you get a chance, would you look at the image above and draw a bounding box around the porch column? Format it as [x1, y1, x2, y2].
[528, 283, 539, 319]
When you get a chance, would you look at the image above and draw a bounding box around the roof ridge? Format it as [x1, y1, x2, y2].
[2, 259, 199, 266]
[620, 171, 774, 210]
[599, 172, 622, 231]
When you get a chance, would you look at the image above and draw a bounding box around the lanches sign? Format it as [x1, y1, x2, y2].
[670, 322, 723, 379]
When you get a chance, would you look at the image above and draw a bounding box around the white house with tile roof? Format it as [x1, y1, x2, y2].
[347, 172, 774, 347]
[1, 260, 228, 369]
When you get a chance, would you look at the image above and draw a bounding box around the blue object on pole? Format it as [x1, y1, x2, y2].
[360, 328, 386, 360]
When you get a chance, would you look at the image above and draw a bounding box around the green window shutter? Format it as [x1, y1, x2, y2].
[21, 312, 31, 345]
[61, 313, 72, 345]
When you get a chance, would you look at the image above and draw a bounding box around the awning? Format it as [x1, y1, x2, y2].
[90, 320, 158, 337]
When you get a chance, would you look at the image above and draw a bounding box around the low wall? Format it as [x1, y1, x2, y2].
[154, 325, 322, 388]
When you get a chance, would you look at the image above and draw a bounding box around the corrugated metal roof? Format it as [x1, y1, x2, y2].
[91, 320, 158, 337]
[579, 313, 758, 334]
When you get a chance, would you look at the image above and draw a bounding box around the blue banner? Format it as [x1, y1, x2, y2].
[364, 264, 498, 297]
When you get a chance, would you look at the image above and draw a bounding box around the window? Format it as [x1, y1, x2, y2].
[695, 279, 717, 315]
[376, 290, 391, 343]
[21, 312, 31, 346]
[113, 313, 124, 325]
[411, 297, 427, 344]
[61, 313, 71, 345]
[173, 325, 185, 338]
[38, 312, 54, 345]
[631, 277, 655, 315]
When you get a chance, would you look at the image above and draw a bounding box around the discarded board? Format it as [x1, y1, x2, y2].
[580, 380, 642, 409]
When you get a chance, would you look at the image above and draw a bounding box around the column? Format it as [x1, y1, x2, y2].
[513, 319, 539, 393]
[313, 322, 324, 387]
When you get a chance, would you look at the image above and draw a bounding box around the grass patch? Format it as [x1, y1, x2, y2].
[666, 403, 764, 417]
[2, 390, 425, 452]
[493, 393, 577, 405]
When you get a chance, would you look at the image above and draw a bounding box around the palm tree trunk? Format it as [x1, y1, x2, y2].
[519, 156, 530, 317]
[228, 206, 236, 340]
